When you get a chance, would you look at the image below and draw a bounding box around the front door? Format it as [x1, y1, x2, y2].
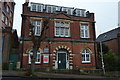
[58, 53, 66, 69]
[9, 53, 19, 70]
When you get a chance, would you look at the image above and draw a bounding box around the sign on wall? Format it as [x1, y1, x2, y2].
[43, 55, 49, 63]
[43, 48, 49, 53]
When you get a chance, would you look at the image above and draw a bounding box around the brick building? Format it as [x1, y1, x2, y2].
[21, 1, 97, 70]
[1, 1, 20, 69]
[97, 27, 120, 55]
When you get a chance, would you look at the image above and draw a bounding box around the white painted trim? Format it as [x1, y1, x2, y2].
[23, 53, 28, 56]
[55, 50, 69, 69]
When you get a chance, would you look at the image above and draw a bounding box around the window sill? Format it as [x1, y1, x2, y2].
[82, 61, 91, 64]
[28, 62, 41, 65]
[80, 37, 90, 39]
[54, 36, 71, 38]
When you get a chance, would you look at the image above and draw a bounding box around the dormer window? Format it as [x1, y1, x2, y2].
[47, 6, 52, 13]
[31, 3, 43, 12]
[68, 9, 72, 15]
[62, 8, 68, 13]
[76, 9, 80, 16]
[53, 6, 57, 13]
[31, 4, 37, 11]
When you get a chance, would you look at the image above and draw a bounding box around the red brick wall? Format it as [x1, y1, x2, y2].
[104, 39, 119, 55]
[21, 2, 96, 70]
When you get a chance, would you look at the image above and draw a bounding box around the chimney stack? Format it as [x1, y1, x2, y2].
[25, 0, 29, 3]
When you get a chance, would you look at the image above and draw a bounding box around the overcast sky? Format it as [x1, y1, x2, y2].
[13, 0, 119, 37]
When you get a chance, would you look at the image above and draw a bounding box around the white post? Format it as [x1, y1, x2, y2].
[100, 41, 105, 75]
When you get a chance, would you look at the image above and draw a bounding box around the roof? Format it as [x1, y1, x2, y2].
[96, 27, 120, 42]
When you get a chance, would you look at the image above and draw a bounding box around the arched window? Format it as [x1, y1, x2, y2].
[82, 49, 91, 63]
[28, 50, 41, 64]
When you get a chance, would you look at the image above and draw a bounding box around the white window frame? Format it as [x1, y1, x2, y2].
[28, 50, 41, 64]
[62, 7, 68, 13]
[31, 3, 44, 12]
[55, 21, 70, 37]
[32, 20, 42, 36]
[6, 6, 9, 13]
[80, 23, 90, 38]
[53, 6, 57, 13]
[2, 13, 5, 22]
[5, 17, 9, 25]
[37, 4, 43, 12]
[82, 49, 91, 63]
[47, 6, 53, 13]
[76, 9, 80, 16]
[68, 9, 72, 15]
[10, 11, 12, 17]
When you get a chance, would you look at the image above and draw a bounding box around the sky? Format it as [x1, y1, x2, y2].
[13, 0, 119, 37]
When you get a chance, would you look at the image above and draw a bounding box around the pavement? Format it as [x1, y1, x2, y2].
[2, 70, 120, 80]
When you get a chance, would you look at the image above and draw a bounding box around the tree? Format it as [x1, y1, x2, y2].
[29, 18, 50, 74]
[103, 51, 119, 71]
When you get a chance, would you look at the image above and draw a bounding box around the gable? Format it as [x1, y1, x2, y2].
[49, 12, 74, 21]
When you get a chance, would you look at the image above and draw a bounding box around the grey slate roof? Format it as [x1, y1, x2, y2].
[96, 27, 120, 42]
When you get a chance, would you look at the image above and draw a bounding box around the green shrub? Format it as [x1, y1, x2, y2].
[103, 51, 120, 71]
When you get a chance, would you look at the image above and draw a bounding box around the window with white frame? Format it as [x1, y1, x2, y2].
[31, 4, 37, 11]
[55, 21, 70, 37]
[5, 17, 9, 25]
[82, 49, 91, 63]
[2, 13, 5, 22]
[53, 6, 57, 13]
[80, 24, 89, 38]
[32, 20, 42, 36]
[76, 10, 80, 16]
[10, 11, 12, 17]
[6, 6, 9, 13]
[62, 8, 68, 13]
[68, 9, 72, 15]
[47, 6, 52, 13]
[28, 50, 41, 64]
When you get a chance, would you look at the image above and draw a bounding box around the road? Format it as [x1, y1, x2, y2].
[1, 76, 119, 80]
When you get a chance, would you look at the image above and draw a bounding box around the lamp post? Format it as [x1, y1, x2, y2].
[100, 41, 105, 75]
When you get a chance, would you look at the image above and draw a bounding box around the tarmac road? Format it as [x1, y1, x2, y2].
[1, 76, 119, 80]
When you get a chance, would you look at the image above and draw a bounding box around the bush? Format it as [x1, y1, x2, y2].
[103, 51, 120, 71]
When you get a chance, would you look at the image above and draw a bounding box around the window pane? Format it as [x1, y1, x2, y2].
[85, 30, 88, 37]
[2, 13, 5, 22]
[65, 28, 69, 36]
[48, 6, 51, 13]
[61, 22, 64, 27]
[86, 54, 90, 61]
[60, 28, 64, 36]
[77, 10, 80, 16]
[32, 4, 36, 11]
[86, 50, 90, 53]
[65, 22, 69, 27]
[81, 30, 84, 37]
[82, 54, 85, 61]
[56, 27, 59, 35]
[68, 9, 71, 15]
[56, 21, 60, 27]
[38, 5, 41, 12]
[33, 20, 41, 36]
[29, 51, 41, 63]
[80, 24, 89, 38]
[53, 7, 56, 13]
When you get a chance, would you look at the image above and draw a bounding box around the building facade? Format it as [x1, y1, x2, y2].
[21, 2, 97, 70]
[97, 27, 120, 55]
[0, 1, 19, 69]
